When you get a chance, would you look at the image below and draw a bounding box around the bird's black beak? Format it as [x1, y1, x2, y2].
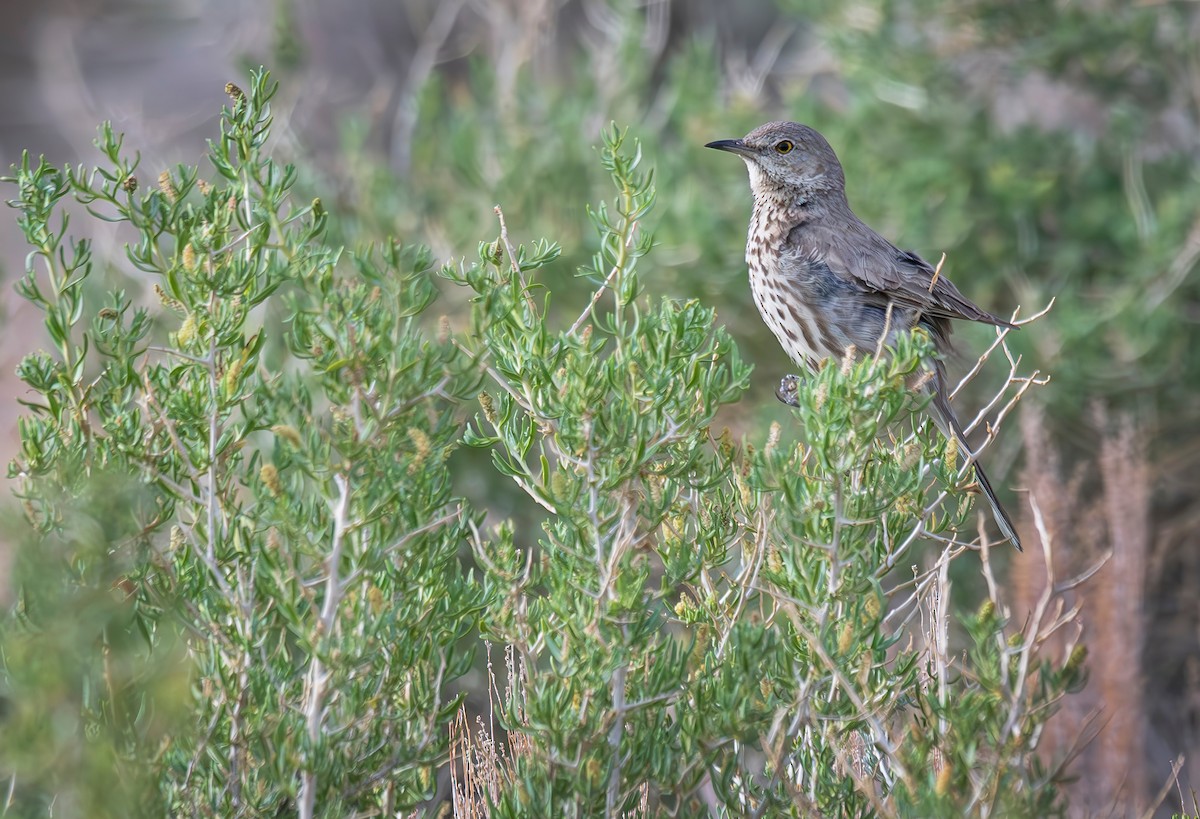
[705, 138, 753, 157]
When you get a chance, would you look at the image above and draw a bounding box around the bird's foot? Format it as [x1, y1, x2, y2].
[776, 374, 803, 407]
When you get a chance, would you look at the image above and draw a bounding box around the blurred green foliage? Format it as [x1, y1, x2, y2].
[0, 476, 189, 819]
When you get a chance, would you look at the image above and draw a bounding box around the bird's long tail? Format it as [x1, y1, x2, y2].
[928, 378, 1023, 551]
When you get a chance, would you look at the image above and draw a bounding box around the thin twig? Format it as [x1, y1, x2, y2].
[494, 205, 539, 316]
[565, 219, 640, 340]
[299, 472, 352, 819]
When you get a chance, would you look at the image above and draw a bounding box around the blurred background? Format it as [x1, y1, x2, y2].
[1, 0, 1197, 815]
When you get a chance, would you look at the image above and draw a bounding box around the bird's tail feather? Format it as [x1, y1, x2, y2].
[968, 456, 1023, 551]
[929, 384, 1023, 551]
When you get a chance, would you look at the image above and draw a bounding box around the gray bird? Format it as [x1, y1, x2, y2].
[707, 121, 1021, 550]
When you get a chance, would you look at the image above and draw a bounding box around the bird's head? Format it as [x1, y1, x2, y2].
[706, 121, 846, 202]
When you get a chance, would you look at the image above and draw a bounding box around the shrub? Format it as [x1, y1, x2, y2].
[3, 70, 1079, 818]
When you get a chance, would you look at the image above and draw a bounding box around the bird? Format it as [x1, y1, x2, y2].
[706, 121, 1022, 550]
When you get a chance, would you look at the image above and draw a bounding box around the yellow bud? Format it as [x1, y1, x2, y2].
[1065, 643, 1088, 674]
[766, 545, 782, 573]
[479, 392, 497, 425]
[858, 652, 872, 687]
[945, 435, 958, 473]
[935, 762, 951, 796]
[225, 82, 246, 104]
[838, 622, 854, 655]
[815, 382, 828, 409]
[765, 421, 781, 455]
[647, 474, 663, 504]
[863, 593, 882, 622]
[407, 427, 432, 475]
[222, 355, 244, 397]
[176, 313, 197, 346]
[259, 463, 282, 497]
[367, 585, 385, 616]
[154, 284, 181, 310]
[157, 171, 178, 203]
[437, 315, 451, 345]
[271, 424, 303, 447]
[840, 344, 857, 376]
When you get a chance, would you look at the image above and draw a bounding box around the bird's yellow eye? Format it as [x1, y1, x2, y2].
[775, 140, 794, 154]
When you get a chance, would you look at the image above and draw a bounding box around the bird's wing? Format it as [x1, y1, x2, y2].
[886, 248, 1014, 328]
[787, 220, 1016, 329]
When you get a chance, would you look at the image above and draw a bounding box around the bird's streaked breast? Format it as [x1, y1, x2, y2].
[745, 203, 844, 370]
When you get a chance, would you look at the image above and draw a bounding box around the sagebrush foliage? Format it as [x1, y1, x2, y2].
[5, 73, 481, 817]
[2, 71, 1078, 818]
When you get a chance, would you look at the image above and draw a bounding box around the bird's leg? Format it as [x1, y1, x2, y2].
[776, 374, 803, 407]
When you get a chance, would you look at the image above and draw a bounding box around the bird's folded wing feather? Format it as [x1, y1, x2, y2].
[787, 220, 1015, 329]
